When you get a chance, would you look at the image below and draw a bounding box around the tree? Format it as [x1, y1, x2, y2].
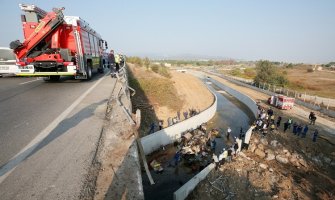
[254, 60, 276, 84]
[254, 60, 288, 87]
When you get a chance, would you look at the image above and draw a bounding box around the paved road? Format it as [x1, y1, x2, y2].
[0, 71, 116, 199]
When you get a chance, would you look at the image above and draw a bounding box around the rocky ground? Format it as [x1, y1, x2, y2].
[188, 125, 335, 200]
[186, 72, 335, 200]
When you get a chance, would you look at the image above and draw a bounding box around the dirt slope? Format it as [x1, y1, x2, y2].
[155, 71, 214, 124]
[129, 64, 214, 133]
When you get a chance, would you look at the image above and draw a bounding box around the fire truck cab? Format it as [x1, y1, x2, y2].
[11, 4, 108, 81]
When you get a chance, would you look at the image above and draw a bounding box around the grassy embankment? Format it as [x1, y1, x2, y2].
[127, 57, 183, 136]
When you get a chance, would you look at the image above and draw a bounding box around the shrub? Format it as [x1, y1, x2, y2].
[143, 57, 150, 69]
[286, 63, 293, 68]
[151, 64, 159, 73]
[158, 66, 171, 78]
[230, 68, 242, 76]
[307, 68, 314, 73]
[244, 68, 256, 78]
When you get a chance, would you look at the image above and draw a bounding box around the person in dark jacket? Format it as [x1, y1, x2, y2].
[302, 125, 308, 138]
[296, 124, 303, 136]
[309, 112, 317, 125]
[233, 142, 239, 156]
[312, 129, 319, 142]
[276, 116, 282, 129]
[227, 148, 232, 162]
[292, 122, 298, 135]
[284, 122, 289, 133]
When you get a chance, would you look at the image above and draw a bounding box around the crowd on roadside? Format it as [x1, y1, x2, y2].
[254, 105, 319, 142]
[212, 105, 321, 170]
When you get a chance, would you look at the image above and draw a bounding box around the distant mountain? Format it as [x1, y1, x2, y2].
[126, 52, 235, 61]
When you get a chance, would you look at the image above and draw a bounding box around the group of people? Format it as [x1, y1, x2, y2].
[148, 108, 201, 134]
[212, 138, 241, 170]
[255, 105, 319, 142]
[255, 107, 278, 136]
[108, 50, 125, 77]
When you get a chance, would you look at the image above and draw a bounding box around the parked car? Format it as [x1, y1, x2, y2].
[0, 47, 18, 77]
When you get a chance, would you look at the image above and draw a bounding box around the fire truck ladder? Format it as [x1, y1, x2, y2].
[19, 3, 47, 18]
[12, 6, 65, 60]
[73, 28, 86, 78]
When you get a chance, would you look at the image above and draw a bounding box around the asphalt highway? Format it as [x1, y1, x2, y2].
[0, 71, 116, 199]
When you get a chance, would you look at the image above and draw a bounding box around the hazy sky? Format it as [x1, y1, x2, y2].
[1, 0, 334, 63]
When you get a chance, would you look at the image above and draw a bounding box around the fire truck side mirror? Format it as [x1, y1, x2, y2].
[21, 15, 26, 22]
[105, 41, 108, 49]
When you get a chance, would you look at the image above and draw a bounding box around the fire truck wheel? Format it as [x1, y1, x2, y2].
[86, 66, 92, 80]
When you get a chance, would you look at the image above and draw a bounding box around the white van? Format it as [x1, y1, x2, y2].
[0, 47, 18, 77]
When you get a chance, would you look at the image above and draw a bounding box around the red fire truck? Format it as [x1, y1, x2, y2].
[268, 95, 295, 110]
[10, 4, 108, 81]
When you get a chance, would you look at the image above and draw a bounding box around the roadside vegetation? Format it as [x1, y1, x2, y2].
[127, 56, 171, 78]
[254, 60, 289, 87]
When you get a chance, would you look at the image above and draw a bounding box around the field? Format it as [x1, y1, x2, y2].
[219, 66, 335, 99]
[282, 67, 335, 98]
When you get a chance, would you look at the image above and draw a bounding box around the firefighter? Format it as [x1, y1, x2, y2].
[108, 50, 115, 68]
[119, 54, 125, 67]
[109, 50, 117, 78]
[115, 54, 120, 72]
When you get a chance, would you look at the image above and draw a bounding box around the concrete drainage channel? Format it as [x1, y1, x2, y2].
[138, 71, 259, 200]
[92, 68, 259, 199]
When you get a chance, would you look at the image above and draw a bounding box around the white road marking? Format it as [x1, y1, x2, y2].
[0, 75, 108, 184]
[19, 78, 41, 85]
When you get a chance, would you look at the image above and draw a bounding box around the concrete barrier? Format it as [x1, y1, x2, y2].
[140, 85, 218, 155]
[173, 163, 215, 200]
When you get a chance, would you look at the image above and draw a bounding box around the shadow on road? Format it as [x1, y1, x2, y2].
[0, 99, 107, 178]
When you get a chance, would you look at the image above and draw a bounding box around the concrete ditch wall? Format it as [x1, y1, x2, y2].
[210, 78, 258, 118]
[173, 163, 215, 200]
[140, 85, 218, 155]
